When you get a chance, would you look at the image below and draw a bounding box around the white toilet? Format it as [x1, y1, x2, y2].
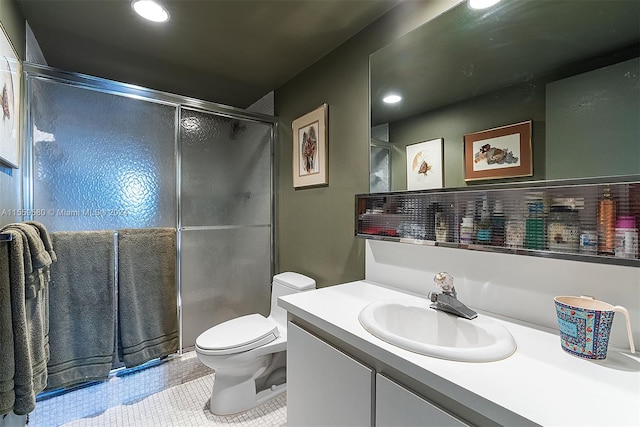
[195, 272, 316, 415]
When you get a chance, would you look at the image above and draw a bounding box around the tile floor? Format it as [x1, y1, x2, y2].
[61, 375, 287, 427]
[28, 352, 287, 427]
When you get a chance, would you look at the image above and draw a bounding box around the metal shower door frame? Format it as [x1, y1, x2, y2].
[21, 62, 278, 354]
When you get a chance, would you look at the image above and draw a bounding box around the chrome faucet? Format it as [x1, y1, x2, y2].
[427, 272, 478, 320]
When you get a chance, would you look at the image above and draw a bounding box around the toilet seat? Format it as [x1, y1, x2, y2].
[196, 314, 279, 356]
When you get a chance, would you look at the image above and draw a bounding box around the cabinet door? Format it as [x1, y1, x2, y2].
[287, 322, 373, 426]
[376, 374, 469, 427]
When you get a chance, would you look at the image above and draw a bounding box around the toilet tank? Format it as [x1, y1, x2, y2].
[269, 272, 316, 327]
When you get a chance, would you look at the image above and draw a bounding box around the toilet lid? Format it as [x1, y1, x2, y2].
[196, 314, 279, 355]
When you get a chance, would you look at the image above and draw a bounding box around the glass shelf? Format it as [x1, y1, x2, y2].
[355, 175, 640, 267]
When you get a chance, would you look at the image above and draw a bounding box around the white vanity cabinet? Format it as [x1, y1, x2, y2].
[287, 321, 473, 427]
[287, 322, 373, 426]
[376, 374, 469, 427]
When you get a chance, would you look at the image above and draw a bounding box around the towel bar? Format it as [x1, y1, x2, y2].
[0, 233, 13, 242]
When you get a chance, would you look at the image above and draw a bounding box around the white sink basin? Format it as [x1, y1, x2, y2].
[358, 299, 516, 362]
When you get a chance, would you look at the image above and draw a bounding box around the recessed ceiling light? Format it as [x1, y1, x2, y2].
[468, 0, 501, 10]
[132, 0, 170, 23]
[383, 94, 402, 104]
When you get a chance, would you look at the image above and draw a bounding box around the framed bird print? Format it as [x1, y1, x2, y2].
[406, 138, 443, 190]
[292, 104, 328, 188]
[0, 21, 19, 168]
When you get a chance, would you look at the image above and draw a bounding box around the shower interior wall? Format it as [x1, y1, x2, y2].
[23, 64, 276, 360]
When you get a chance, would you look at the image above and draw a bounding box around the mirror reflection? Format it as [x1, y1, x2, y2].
[370, 0, 640, 192]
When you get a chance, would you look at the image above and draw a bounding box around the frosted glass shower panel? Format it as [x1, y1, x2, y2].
[30, 78, 177, 231]
[180, 109, 272, 226]
[180, 227, 272, 347]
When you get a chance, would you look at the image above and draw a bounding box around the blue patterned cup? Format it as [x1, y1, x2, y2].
[554, 296, 635, 360]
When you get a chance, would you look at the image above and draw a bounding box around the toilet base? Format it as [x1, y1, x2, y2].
[256, 382, 287, 405]
[209, 352, 287, 416]
[209, 382, 286, 417]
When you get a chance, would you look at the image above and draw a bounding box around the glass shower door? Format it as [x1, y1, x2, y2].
[180, 108, 274, 347]
[29, 77, 177, 231]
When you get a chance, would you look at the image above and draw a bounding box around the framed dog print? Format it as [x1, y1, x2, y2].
[292, 104, 328, 188]
[464, 121, 532, 181]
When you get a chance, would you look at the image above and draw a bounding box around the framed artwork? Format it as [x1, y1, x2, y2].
[0, 22, 20, 168]
[464, 120, 532, 181]
[292, 103, 328, 188]
[406, 138, 443, 190]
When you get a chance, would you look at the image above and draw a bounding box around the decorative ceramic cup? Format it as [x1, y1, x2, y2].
[554, 295, 635, 360]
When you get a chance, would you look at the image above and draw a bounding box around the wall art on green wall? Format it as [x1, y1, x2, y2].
[0, 21, 20, 168]
[292, 103, 328, 188]
[406, 138, 443, 190]
[464, 120, 532, 182]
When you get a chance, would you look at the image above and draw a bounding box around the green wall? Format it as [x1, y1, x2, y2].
[0, 0, 25, 59]
[274, 24, 374, 289]
[274, 1, 461, 287]
[546, 57, 640, 179]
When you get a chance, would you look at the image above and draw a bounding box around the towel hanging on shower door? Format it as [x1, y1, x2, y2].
[117, 228, 178, 368]
[46, 230, 116, 391]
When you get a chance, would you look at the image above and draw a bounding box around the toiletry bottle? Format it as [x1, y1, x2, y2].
[491, 199, 506, 247]
[460, 200, 476, 244]
[506, 218, 525, 249]
[425, 202, 437, 241]
[525, 195, 545, 250]
[597, 186, 617, 255]
[579, 228, 598, 255]
[614, 216, 638, 259]
[466, 199, 477, 239]
[476, 196, 492, 244]
[460, 216, 474, 244]
[435, 211, 448, 243]
[547, 206, 580, 253]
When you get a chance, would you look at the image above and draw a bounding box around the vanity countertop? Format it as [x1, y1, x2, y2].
[279, 280, 640, 427]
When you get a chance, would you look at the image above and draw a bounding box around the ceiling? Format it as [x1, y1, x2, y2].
[16, 0, 399, 109]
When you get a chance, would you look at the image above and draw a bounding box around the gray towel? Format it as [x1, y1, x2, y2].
[0, 241, 15, 415]
[25, 221, 57, 263]
[117, 228, 178, 368]
[0, 224, 53, 299]
[46, 231, 116, 391]
[1, 230, 49, 415]
[0, 224, 52, 270]
[25, 222, 56, 299]
[0, 226, 32, 276]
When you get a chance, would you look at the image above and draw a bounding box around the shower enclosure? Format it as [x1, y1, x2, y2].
[22, 63, 276, 355]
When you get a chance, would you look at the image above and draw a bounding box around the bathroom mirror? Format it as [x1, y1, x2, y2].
[369, 0, 640, 192]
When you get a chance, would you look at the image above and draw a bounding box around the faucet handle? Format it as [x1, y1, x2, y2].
[433, 272, 454, 293]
